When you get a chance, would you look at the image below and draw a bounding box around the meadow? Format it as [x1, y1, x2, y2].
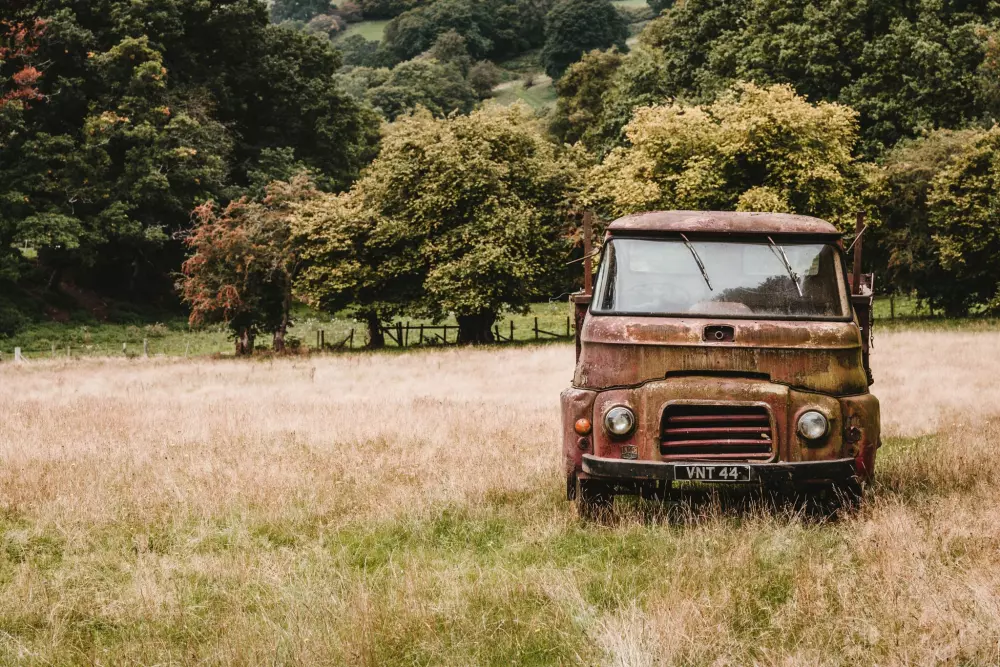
[1, 327, 1000, 664]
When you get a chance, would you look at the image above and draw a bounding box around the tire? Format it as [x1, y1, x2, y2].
[576, 479, 613, 519]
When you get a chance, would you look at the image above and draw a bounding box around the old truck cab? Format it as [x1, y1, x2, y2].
[562, 211, 880, 514]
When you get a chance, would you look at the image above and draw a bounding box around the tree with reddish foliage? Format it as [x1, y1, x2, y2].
[0, 19, 45, 146]
[179, 175, 317, 355]
[0, 19, 45, 110]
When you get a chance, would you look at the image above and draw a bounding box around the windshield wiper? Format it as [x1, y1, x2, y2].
[767, 236, 804, 297]
[680, 233, 713, 291]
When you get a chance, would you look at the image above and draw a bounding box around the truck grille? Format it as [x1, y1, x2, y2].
[660, 405, 773, 461]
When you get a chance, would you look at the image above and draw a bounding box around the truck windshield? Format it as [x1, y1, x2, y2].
[593, 238, 850, 319]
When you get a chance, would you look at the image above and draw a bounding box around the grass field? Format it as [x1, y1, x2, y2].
[2, 330, 1000, 663]
[492, 76, 558, 112]
[336, 19, 389, 42]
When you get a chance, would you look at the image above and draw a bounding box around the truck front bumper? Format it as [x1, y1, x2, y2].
[581, 454, 859, 485]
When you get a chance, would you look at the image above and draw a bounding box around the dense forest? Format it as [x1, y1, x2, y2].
[4, 0, 1000, 346]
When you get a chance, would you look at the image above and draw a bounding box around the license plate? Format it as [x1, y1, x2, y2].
[674, 464, 752, 482]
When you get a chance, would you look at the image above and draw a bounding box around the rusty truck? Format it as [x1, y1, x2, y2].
[562, 211, 880, 514]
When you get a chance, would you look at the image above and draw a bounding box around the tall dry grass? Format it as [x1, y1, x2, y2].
[0, 331, 999, 664]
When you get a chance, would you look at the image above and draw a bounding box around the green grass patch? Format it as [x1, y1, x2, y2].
[492, 76, 557, 112]
[336, 19, 390, 42]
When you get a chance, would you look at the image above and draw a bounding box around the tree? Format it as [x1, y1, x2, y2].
[3, 0, 379, 304]
[336, 34, 384, 67]
[626, 0, 1000, 156]
[380, 0, 551, 66]
[551, 48, 624, 147]
[585, 83, 862, 227]
[428, 30, 473, 74]
[299, 105, 578, 343]
[541, 0, 628, 79]
[180, 176, 317, 354]
[467, 60, 504, 99]
[0, 18, 46, 287]
[921, 128, 1000, 315]
[271, 0, 336, 22]
[0, 19, 45, 118]
[868, 129, 982, 314]
[291, 191, 415, 348]
[346, 58, 479, 120]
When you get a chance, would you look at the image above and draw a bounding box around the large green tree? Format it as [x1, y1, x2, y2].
[556, 0, 1000, 157]
[586, 83, 862, 227]
[868, 129, 982, 314]
[295, 105, 579, 344]
[871, 127, 1000, 316]
[541, 0, 628, 79]
[2, 0, 379, 303]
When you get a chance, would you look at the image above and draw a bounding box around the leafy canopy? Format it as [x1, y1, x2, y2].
[293, 104, 579, 341]
[1, 0, 379, 299]
[585, 83, 862, 228]
[541, 0, 628, 79]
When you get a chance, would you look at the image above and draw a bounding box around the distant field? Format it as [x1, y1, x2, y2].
[491, 76, 558, 111]
[2, 331, 1000, 662]
[336, 19, 389, 42]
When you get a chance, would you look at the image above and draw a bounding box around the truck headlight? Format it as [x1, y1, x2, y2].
[605, 406, 636, 438]
[797, 411, 829, 440]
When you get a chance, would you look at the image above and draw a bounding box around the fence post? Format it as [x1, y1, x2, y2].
[566, 316, 570, 337]
[397, 322, 404, 347]
[349, 329, 355, 349]
[122, 342, 127, 356]
[404, 322, 410, 347]
[143, 338, 149, 358]
[890, 295, 895, 320]
[443, 325, 448, 344]
[419, 324, 424, 345]
[14, 347, 24, 364]
[534, 317, 539, 340]
[316, 331, 321, 350]
[510, 320, 514, 342]
[321, 330, 326, 349]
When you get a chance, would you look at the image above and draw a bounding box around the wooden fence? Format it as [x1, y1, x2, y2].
[2, 317, 576, 361]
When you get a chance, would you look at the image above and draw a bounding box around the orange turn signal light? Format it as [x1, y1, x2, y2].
[574, 418, 593, 436]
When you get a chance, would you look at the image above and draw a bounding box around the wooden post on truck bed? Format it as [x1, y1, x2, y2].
[583, 211, 594, 295]
[853, 211, 865, 295]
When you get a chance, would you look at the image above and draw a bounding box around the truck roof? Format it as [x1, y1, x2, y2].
[607, 211, 841, 237]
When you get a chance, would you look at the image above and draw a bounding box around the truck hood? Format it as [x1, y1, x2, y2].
[574, 315, 868, 396]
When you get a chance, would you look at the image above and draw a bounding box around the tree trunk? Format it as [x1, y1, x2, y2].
[365, 312, 385, 349]
[235, 328, 255, 356]
[273, 289, 292, 353]
[46, 266, 62, 291]
[457, 312, 496, 345]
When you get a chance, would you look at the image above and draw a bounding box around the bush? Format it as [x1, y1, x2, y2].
[467, 61, 504, 98]
[0, 301, 28, 338]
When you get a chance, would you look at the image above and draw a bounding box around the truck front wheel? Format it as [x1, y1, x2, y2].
[576, 479, 612, 519]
